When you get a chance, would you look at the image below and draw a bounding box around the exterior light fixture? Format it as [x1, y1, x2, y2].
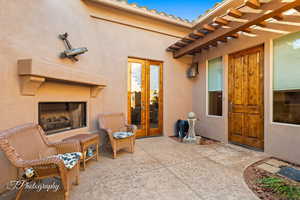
[59, 33, 88, 62]
[187, 63, 199, 79]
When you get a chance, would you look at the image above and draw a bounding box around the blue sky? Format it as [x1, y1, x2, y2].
[127, 0, 220, 22]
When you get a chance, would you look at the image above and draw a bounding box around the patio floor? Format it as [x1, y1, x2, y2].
[17, 137, 267, 200]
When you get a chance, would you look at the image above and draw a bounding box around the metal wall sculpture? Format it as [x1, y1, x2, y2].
[59, 33, 88, 62]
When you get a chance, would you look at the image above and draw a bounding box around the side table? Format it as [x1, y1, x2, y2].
[63, 134, 99, 170]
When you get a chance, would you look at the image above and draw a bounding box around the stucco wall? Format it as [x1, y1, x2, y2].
[86, 1, 192, 38]
[193, 25, 300, 165]
[0, 0, 193, 191]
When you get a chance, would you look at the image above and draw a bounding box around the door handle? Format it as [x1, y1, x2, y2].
[229, 102, 233, 112]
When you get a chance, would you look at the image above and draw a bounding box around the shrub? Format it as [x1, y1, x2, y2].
[258, 177, 300, 200]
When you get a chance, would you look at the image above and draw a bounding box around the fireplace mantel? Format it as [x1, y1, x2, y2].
[18, 59, 106, 97]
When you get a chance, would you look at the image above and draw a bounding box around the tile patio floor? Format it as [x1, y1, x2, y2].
[15, 137, 268, 200]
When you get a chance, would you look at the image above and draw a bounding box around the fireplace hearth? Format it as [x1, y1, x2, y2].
[39, 102, 87, 135]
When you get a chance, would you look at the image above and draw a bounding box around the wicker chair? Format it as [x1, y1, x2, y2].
[98, 113, 137, 159]
[0, 123, 80, 200]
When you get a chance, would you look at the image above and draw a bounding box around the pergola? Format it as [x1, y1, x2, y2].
[167, 0, 300, 58]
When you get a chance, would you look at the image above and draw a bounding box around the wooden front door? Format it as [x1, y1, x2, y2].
[128, 58, 163, 138]
[228, 45, 264, 149]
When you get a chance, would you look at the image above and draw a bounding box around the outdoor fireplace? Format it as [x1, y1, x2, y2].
[38, 102, 87, 135]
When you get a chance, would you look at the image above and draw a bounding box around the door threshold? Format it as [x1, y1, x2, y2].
[137, 135, 163, 139]
[229, 142, 264, 152]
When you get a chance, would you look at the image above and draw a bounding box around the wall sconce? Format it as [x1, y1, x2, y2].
[187, 63, 199, 79]
[59, 33, 88, 62]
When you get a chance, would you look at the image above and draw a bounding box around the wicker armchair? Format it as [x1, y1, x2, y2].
[98, 113, 137, 159]
[0, 123, 80, 200]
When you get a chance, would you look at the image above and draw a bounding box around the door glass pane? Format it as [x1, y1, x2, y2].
[208, 57, 223, 116]
[130, 63, 142, 129]
[150, 65, 160, 128]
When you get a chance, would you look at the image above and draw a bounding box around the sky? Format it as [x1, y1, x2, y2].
[127, 0, 220, 22]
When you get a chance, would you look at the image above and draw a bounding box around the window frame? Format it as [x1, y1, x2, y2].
[206, 56, 224, 118]
[271, 32, 300, 127]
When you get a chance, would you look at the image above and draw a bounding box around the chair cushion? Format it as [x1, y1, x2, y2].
[56, 152, 82, 169]
[24, 152, 82, 179]
[113, 132, 134, 139]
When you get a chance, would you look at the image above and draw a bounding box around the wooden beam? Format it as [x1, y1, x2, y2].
[211, 42, 218, 47]
[190, 49, 202, 54]
[175, 42, 186, 47]
[167, 44, 180, 52]
[166, 47, 177, 52]
[193, 0, 245, 30]
[273, 14, 284, 21]
[203, 46, 209, 50]
[174, 0, 300, 58]
[192, 30, 205, 37]
[242, 28, 252, 33]
[230, 33, 239, 39]
[189, 33, 202, 39]
[219, 37, 228, 43]
[254, 21, 300, 33]
[244, 0, 261, 9]
[227, 8, 243, 18]
[181, 39, 193, 43]
[203, 24, 216, 32]
[169, 45, 180, 50]
[257, 21, 267, 27]
[213, 17, 229, 26]
[183, 36, 196, 42]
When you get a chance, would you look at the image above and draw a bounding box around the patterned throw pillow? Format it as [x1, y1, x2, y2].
[24, 152, 82, 178]
[113, 132, 134, 139]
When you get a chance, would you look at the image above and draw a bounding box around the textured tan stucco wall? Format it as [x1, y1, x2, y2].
[0, 0, 193, 191]
[86, 1, 192, 38]
[193, 26, 300, 165]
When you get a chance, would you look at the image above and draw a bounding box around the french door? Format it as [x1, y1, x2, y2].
[128, 58, 163, 138]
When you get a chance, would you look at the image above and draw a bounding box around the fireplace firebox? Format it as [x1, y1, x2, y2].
[39, 102, 87, 135]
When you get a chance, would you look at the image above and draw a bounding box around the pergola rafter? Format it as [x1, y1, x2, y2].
[227, 8, 243, 18]
[245, 0, 261, 9]
[190, 30, 205, 38]
[213, 17, 230, 26]
[167, 0, 300, 58]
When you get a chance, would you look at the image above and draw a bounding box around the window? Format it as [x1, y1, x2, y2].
[208, 57, 223, 116]
[273, 32, 300, 125]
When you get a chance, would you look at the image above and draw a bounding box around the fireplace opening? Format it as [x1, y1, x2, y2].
[39, 102, 87, 135]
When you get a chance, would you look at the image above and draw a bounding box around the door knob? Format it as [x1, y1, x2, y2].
[229, 102, 233, 112]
